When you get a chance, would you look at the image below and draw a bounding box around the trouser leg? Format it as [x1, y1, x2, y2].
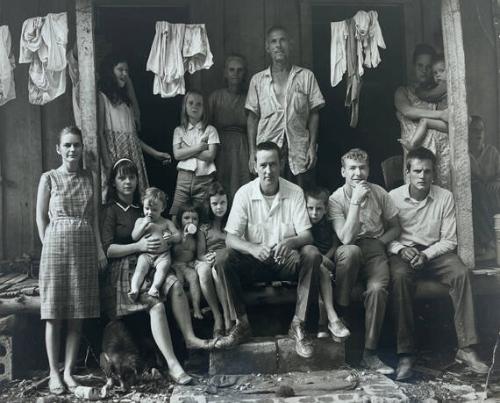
[334, 245, 363, 306]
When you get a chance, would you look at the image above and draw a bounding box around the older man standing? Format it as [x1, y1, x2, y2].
[246, 26, 325, 188]
[216, 141, 321, 358]
[328, 149, 400, 374]
[388, 147, 488, 380]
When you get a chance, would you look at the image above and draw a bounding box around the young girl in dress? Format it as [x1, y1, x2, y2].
[196, 182, 232, 337]
[98, 53, 171, 201]
[171, 204, 203, 320]
[169, 91, 220, 219]
[36, 126, 107, 395]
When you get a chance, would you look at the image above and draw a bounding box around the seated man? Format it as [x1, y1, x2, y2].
[388, 147, 488, 380]
[328, 149, 400, 374]
[216, 141, 321, 358]
[469, 115, 500, 260]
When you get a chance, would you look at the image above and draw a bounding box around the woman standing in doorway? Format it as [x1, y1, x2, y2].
[208, 54, 250, 200]
[98, 53, 171, 201]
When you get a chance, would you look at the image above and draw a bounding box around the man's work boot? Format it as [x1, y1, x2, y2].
[396, 355, 415, 381]
[214, 320, 252, 349]
[455, 348, 489, 374]
[360, 350, 394, 375]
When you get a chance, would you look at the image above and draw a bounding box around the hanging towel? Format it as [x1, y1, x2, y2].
[345, 18, 362, 128]
[353, 10, 386, 74]
[146, 22, 213, 98]
[0, 25, 16, 106]
[330, 21, 348, 87]
[19, 12, 68, 105]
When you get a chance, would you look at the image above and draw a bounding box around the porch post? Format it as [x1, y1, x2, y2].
[441, 0, 475, 267]
[75, 0, 100, 188]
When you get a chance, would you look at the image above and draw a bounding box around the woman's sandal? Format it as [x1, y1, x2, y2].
[213, 327, 225, 338]
[186, 338, 219, 351]
[168, 370, 193, 385]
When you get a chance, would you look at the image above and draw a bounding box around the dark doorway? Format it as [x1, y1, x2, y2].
[312, 4, 405, 190]
[95, 6, 189, 205]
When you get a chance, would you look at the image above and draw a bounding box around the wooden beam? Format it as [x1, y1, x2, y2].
[441, 0, 474, 267]
[492, 0, 500, 149]
[75, 0, 99, 178]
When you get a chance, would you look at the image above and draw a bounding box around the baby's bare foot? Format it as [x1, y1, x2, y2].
[148, 286, 160, 298]
[193, 308, 203, 320]
[128, 290, 139, 302]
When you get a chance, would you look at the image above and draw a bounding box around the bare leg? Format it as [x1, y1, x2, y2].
[185, 268, 203, 319]
[213, 268, 233, 331]
[148, 303, 187, 380]
[45, 320, 64, 390]
[63, 319, 82, 390]
[149, 260, 170, 298]
[169, 282, 209, 349]
[130, 255, 150, 300]
[319, 265, 340, 324]
[197, 263, 223, 333]
[399, 118, 428, 151]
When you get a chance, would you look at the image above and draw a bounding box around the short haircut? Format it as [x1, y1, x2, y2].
[58, 126, 83, 143]
[180, 90, 208, 130]
[142, 187, 167, 209]
[432, 53, 445, 66]
[412, 43, 436, 64]
[176, 203, 200, 227]
[305, 187, 330, 207]
[406, 147, 437, 171]
[256, 141, 281, 160]
[266, 25, 288, 40]
[341, 148, 369, 167]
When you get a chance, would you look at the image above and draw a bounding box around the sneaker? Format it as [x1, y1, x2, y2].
[288, 320, 314, 358]
[317, 323, 329, 339]
[360, 353, 395, 375]
[328, 319, 350, 341]
[455, 348, 489, 374]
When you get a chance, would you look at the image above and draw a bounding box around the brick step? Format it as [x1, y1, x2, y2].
[209, 336, 345, 375]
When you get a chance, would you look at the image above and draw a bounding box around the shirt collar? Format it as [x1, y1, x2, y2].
[115, 200, 139, 212]
[263, 64, 302, 79]
[403, 184, 435, 202]
[187, 121, 203, 130]
[250, 177, 290, 201]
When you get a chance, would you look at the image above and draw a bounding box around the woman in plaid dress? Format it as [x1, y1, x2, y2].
[36, 127, 107, 395]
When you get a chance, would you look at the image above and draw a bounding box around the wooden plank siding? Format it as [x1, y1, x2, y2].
[0, 0, 498, 265]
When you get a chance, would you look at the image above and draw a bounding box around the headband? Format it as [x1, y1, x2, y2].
[112, 158, 134, 170]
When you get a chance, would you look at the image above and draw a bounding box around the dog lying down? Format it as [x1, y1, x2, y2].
[100, 320, 164, 392]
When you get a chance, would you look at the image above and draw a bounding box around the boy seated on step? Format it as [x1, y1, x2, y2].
[305, 187, 350, 341]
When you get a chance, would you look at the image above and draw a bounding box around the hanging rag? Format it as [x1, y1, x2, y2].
[0, 25, 16, 106]
[19, 12, 68, 105]
[345, 18, 362, 128]
[67, 47, 80, 126]
[330, 21, 348, 87]
[146, 22, 213, 98]
[353, 10, 386, 74]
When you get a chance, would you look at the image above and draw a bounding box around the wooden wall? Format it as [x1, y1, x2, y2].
[0, 0, 498, 259]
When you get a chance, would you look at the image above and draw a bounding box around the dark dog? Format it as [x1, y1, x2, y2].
[100, 319, 165, 392]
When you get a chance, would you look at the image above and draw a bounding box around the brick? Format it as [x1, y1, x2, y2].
[209, 337, 277, 375]
[276, 337, 345, 373]
[0, 335, 13, 382]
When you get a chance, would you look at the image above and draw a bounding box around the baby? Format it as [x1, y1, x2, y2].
[399, 54, 448, 151]
[129, 187, 180, 300]
[171, 204, 203, 319]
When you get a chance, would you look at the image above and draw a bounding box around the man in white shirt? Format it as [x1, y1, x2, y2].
[389, 147, 488, 380]
[215, 141, 321, 358]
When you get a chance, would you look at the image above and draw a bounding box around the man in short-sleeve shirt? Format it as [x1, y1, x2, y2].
[388, 147, 487, 380]
[328, 148, 400, 375]
[216, 142, 321, 359]
[246, 26, 325, 188]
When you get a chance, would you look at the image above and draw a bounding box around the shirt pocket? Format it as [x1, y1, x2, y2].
[292, 88, 309, 116]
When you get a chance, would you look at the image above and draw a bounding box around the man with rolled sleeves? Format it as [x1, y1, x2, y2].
[216, 141, 321, 358]
[328, 148, 401, 374]
[388, 147, 488, 380]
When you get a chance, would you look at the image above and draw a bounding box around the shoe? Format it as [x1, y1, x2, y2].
[455, 348, 489, 374]
[49, 379, 66, 395]
[214, 321, 252, 349]
[168, 370, 193, 385]
[360, 353, 395, 375]
[186, 338, 219, 351]
[288, 320, 314, 358]
[317, 323, 329, 339]
[396, 356, 415, 381]
[328, 319, 350, 342]
[213, 327, 225, 338]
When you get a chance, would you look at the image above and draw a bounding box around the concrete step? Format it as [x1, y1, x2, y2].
[209, 336, 345, 375]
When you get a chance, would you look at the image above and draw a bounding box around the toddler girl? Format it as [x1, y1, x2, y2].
[196, 182, 232, 337]
[130, 187, 180, 300]
[36, 126, 106, 394]
[169, 91, 220, 219]
[172, 204, 203, 319]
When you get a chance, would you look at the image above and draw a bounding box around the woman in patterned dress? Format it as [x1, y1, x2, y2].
[98, 53, 172, 201]
[208, 54, 250, 200]
[36, 126, 107, 395]
[101, 158, 216, 385]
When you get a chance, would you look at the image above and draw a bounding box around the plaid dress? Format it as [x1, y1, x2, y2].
[39, 168, 100, 319]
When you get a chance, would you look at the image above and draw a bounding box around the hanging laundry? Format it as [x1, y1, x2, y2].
[146, 22, 213, 98]
[330, 10, 386, 127]
[67, 45, 80, 127]
[19, 12, 68, 105]
[330, 21, 348, 87]
[0, 25, 16, 106]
